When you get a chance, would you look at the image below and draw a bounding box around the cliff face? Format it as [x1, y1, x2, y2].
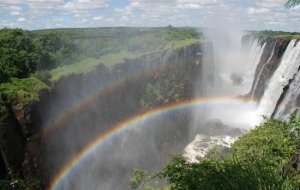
[0, 43, 204, 188]
[0, 93, 50, 188]
[249, 38, 290, 100]
[242, 35, 300, 119]
[0, 106, 24, 178]
[242, 35, 291, 101]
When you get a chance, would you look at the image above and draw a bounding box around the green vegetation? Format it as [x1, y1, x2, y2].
[0, 99, 8, 123]
[46, 27, 201, 80]
[131, 115, 300, 190]
[0, 27, 201, 111]
[0, 28, 76, 82]
[41, 27, 201, 56]
[0, 77, 49, 107]
[171, 39, 201, 50]
[50, 51, 137, 81]
[232, 118, 299, 166]
[251, 30, 300, 40]
[285, 0, 300, 8]
[140, 73, 188, 109]
[0, 26, 202, 189]
[0, 178, 40, 190]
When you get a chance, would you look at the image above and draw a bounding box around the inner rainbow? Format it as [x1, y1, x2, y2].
[48, 97, 258, 190]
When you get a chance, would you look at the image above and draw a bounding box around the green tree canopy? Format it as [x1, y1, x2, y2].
[285, 0, 300, 7]
[0, 28, 75, 82]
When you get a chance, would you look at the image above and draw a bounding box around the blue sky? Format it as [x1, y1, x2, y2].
[0, 0, 299, 31]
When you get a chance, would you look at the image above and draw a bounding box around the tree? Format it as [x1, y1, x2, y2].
[0, 29, 38, 81]
[285, 0, 300, 8]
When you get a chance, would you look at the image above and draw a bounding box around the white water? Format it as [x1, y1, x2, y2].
[184, 135, 237, 163]
[274, 69, 300, 120]
[250, 41, 276, 99]
[186, 32, 263, 161]
[256, 40, 300, 119]
[185, 37, 300, 162]
[241, 38, 266, 95]
[190, 31, 260, 137]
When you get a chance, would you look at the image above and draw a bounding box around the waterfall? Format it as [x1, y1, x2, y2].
[249, 41, 275, 99]
[256, 40, 300, 119]
[240, 38, 266, 95]
[185, 35, 300, 162]
[273, 69, 300, 120]
[192, 31, 265, 129]
[185, 31, 263, 162]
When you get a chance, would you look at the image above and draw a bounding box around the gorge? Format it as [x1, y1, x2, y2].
[0, 29, 300, 189]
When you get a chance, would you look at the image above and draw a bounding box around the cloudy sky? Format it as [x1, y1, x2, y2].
[0, 0, 299, 31]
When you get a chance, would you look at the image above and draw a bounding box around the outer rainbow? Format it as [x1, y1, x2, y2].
[42, 62, 182, 139]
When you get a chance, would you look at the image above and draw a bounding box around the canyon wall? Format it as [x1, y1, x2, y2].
[0, 44, 204, 189]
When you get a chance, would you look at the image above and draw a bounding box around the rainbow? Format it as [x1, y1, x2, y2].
[48, 97, 257, 190]
[42, 61, 181, 138]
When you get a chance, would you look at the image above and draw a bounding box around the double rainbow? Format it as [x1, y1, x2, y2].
[43, 55, 259, 189]
[42, 60, 184, 139]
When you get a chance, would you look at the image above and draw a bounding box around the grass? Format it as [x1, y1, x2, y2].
[273, 34, 300, 39]
[0, 77, 49, 107]
[0, 37, 199, 113]
[50, 51, 137, 81]
[251, 30, 300, 40]
[171, 38, 202, 50]
[50, 38, 200, 81]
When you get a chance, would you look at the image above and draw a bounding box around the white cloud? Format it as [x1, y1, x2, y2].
[178, 3, 201, 9]
[10, 11, 21, 16]
[17, 17, 26, 22]
[9, 5, 22, 11]
[1, 0, 64, 8]
[0, 0, 299, 31]
[121, 16, 129, 21]
[61, 0, 108, 11]
[78, 18, 88, 23]
[248, 7, 270, 14]
[93, 16, 103, 21]
[254, 0, 285, 9]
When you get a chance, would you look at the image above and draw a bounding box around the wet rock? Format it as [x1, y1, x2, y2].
[197, 119, 245, 137]
[230, 73, 243, 86]
[283, 149, 300, 177]
[247, 38, 290, 100]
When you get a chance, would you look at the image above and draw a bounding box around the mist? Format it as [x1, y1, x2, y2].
[36, 25, 300, 189]
[39, 31, 201, 189]
[185, 18, 269, 161]
[44, 28, 252, 189]
[190, 24, 260, 134]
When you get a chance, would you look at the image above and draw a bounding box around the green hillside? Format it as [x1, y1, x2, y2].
[0, 27, 202, 108]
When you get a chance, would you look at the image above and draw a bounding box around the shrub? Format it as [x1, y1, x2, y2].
[0, 77, 49, 107]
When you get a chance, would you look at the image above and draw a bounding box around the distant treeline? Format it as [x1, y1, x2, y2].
[0, 27, 201, 82]
[42, 27, 201, 57]
[251, 30, 300, 39]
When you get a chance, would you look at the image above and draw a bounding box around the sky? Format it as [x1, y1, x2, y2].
[0, 0, 299, 32]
